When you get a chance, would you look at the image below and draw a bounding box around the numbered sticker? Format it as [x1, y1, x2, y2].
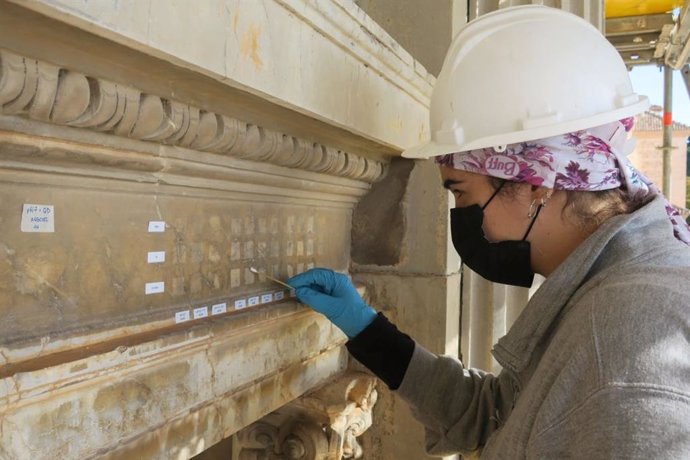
[193, 306, 209, 319]
[248, 296, 260, 307]
[274, 291, 285, 301]
[175, 311, 191, 323]
[21, 204, 54, 233]
[148, 221, 165, 232]
[234, 299, 247, 310]
[147, 251, 166, 263]
[211, 303, 227, 315]
[145, 281, 165, 295]
[260, 293, 273, 304]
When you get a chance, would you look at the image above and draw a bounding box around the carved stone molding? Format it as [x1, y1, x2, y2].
[232, 372, 377, 459]
[0, 307, 350, 459]
[0, 49, 386, 183]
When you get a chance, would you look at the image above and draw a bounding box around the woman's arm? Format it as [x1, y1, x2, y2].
[348, 313, 519, 457]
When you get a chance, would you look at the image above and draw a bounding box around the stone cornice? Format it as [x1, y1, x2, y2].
[0, 49, 387, 183]
[0, 123, 372, 207]
[5, 0, 432, 152]
[274, 0, 434, 105]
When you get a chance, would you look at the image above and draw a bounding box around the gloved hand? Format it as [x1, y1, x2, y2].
[288, 268, 377, 339]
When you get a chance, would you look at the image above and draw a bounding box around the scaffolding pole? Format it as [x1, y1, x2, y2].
[663, 65, 674, 198]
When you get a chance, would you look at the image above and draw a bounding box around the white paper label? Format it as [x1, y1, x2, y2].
[175, 311, 191, 323]
[260, 293, 273, 304]
[148, 221, 165, 232]
[248, 296, 260, 307]
[145, 281, 165, 294]
[147, 251, 166, 263]
[234, 299, 247, 310]
[193, 306, 209, 319]
[21, 204, 54, 233]
[274, 291, 285, 301]
[211, 303, 227, 315]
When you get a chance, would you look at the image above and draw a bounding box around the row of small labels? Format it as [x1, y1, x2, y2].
[174, 289, 292, 324]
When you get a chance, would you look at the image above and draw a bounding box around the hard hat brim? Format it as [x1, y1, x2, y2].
[401, 97, 649, 160]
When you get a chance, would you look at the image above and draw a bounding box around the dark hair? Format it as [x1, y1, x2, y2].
[490, 178, 651, 232]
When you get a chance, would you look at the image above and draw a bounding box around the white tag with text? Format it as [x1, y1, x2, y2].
[21, 204, 54, 233]
[148, 221, 165, 232]
[145, 281, 165, 295]
[211, 303, 227, 315]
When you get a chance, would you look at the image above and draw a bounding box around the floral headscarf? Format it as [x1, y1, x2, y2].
[435, 118, 690, 245]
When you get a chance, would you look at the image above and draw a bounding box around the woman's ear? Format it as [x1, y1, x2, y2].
[531, 187, 554, 205]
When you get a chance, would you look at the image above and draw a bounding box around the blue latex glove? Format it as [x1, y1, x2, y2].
[288, 268, 377, 338]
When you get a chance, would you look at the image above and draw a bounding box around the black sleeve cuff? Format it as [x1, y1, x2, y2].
[346, 312, 415, 390]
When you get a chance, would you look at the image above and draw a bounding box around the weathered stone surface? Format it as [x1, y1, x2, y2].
[0, 308, 348, 459]
[0, 49, 387, 183]
[351, 158, 415, 266]
[5, 0, 433, 153]
[203, 371, 378, 459]
[0, 135, 354, 354]
[0, 43, 372, 459]
[353, 158, 460, 275]
[0, 182, 341, 339]
[0, 0, 446, 458]
[355, 0, 453, 76]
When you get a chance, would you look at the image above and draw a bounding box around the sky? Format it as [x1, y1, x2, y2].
[629, 65, 690, 126]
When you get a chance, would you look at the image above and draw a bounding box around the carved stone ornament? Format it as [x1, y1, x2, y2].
[0, 49, 386, 183]
[232, 371, 377, 459]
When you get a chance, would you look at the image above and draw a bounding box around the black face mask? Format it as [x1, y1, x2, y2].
[450, 184, 541, 288]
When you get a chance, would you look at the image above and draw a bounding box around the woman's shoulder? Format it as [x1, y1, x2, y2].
[572, 274, 690, 392]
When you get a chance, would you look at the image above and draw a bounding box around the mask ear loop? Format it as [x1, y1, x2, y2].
[523, 193, 551, 240]
[522, 203, 543, 240]
[482, 180, 506, 211]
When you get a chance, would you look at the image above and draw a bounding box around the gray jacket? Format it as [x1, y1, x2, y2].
[397, 196, 690, 458]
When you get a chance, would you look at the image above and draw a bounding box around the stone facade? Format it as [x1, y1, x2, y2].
[0, 43, 365, 458]
[0, 0, 457, 459]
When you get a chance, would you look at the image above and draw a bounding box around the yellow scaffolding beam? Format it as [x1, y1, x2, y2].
[606, 0, 684, 18]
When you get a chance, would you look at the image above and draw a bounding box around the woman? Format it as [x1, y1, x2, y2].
[288, 5, 690, 458]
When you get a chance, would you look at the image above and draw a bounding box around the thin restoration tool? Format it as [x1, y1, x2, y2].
[249, 267, 293, 290]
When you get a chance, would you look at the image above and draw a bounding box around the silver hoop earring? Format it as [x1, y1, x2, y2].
[527, 199, 538, 218]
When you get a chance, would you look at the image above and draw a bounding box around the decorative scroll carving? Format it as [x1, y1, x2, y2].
[233, 419, 330, 460]
[0, 49, 386, 183]
[233, 372, 377, 459]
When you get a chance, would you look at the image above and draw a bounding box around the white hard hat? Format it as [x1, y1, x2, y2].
[402, 5, 649, 159]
